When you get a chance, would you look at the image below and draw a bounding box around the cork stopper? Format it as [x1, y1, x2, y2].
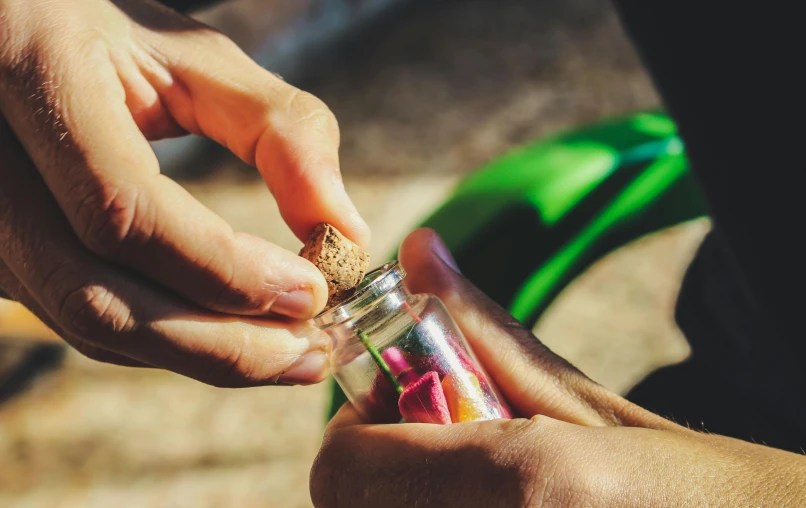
[299, 223, 370, 310]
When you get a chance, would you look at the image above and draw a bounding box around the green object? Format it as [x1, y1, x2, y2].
[357, 330, 403, 394]
[327, 111, 708, 421]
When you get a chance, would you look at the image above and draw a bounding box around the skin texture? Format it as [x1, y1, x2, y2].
[310, 229, 806, 508]
[0, 0, 370, 386]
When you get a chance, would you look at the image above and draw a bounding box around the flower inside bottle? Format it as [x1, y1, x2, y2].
[314, 261, 511, 425]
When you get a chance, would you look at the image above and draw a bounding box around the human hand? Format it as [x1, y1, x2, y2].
[310, 229, 806, 507]
[0, 0, 369, 386]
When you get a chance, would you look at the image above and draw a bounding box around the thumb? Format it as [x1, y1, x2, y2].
[313, 403, 580, 508]
[399, 228, 674, 429]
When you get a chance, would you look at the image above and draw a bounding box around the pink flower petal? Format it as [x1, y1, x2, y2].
[396, 368, 420, 387]
[406, 335, 485, 383]
[398, 371, 452, 425]
[381, 347, 412, 376]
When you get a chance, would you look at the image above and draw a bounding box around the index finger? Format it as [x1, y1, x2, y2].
[0, 29, 329, 320]
[141, 23, 371, 248]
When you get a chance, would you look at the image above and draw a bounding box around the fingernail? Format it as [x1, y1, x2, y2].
[272, 289, 317, 319]
[278, 350, 329, 385]
[431, 234, 461, 273]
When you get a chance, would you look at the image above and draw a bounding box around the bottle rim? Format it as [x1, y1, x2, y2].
[312, 261, 406, 329]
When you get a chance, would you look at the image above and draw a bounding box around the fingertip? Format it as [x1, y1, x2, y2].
[276, 349, 330, 385]
[270, 288, 323, 320]
[399, 228, 437, 269]
[399, 228, 459, 295]
[270, 257, 329, 319]
[229, 236, 329, 319]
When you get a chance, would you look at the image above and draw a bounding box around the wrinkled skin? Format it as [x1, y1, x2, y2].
[0, 0, 370, 386]
[310, 229, 806, 508]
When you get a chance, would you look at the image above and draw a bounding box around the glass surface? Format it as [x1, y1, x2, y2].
[316, 262, 510, 424]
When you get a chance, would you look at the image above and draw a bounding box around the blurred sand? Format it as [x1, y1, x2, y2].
[0, 1, 707, 506]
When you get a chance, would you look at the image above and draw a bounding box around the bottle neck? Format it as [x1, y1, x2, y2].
[316, 283, 410, 333]
[313, 261, 408, 330]
[321, 283, 414, 369]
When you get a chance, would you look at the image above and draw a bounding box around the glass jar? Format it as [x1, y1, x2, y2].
[314, 261, 511, 424]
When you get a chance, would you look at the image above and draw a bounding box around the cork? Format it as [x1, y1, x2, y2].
[299, 223, 370, 309]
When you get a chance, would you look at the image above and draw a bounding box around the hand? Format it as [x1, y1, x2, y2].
[0, 0, 369, 386]
[310, 229, 806, 507]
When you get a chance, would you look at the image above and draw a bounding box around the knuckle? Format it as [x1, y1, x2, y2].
[484, 418, 562, 506]
[75, 184, 151, 258]
[199, 27, 240, 53]
[57, 282, 134, 339]
[517, 417, 600, 507]
[199, 345, 247, 388]
[254, 89, 339, 174]
[286, 90, 339, 134]
[196, 256, 244, 312]
[286, 89, 321, 113]
[497, 418, 544, 466]
[195, 333, 277, 388]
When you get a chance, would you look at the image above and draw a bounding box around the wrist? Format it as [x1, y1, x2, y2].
[614, 432, 806, 507]
[723, 435, 806, 506]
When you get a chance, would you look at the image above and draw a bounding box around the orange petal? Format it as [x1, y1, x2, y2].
[441, 371, 489, 423]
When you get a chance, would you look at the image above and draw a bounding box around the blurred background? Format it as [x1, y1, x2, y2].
[0, 0, 708, 506]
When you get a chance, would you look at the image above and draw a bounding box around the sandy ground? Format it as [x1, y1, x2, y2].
[0, 1, 708, 506]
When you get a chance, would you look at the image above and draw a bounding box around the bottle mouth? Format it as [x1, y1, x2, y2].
[313, 261, 406, 329]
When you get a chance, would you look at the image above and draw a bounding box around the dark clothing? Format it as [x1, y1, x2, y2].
[161, 0, 806, 450]
[615, 2, 805, 451]
[158, 0, 218, 12]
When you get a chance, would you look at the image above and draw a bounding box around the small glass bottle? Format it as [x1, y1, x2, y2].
[314, 261, 511, 424]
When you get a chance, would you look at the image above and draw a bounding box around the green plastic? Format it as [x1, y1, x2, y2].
[327, 111, 708, 421]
